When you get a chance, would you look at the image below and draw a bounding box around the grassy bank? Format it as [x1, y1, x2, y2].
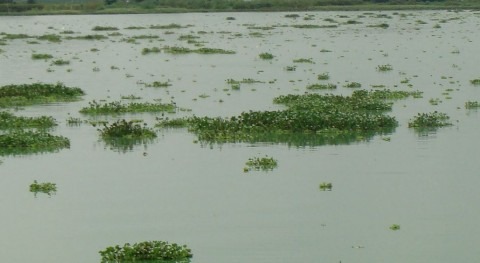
[1, 0, 479, 15]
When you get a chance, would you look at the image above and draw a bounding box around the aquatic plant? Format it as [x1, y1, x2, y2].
[376, 64, 393, 72]
[144, 81, 171, 88]
[79, 100, 176, 115]
[245, 155, 278, 171]
[319, 182, 332, 191]
[66, 34, 108, 40]
[51, 59, 70, 66]
[470, 79, 480, 85]
[30, 180, 57, 196]
[99, 119, 156, 140]
[92, 26, 119, 31]
[408, 112, 452, 128]
[0, 83, 85, 107]
[66, 117, 83, 126]
[367, 23, 389, 28]
[465, 101, 480, 109]
[0, 111, 56, 130]
[306, 83, 337, 90]
[141, 47, 161, 55]
[149, 23, 191, 29]
[0, 130, 70, 155]
[99, 240, 192, 262]
[37, 34, 62, 43]
[293, 58, 314, 64]
[389, 224, 400, 230]
[259, 52, 274, 60]
[156, 117, 189, 128]
[317, 73, 330, 80]
[162, 46, 235, 55]
[344, 82, 362, 88]
[226, 78, 264, 84]
[31, 53, 53, 60]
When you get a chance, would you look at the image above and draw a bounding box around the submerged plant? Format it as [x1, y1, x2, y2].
[99, 240, 192, 262]
[408, 112, 452, 128]
[0, 83, 85, 107]
[245, 156, 278, 172]
[30, 180, 57, 196]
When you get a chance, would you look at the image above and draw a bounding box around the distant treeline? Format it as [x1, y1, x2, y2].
[0, 0, 470, 14]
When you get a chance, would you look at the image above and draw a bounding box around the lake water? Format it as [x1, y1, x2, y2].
[1, 10, 480, 263]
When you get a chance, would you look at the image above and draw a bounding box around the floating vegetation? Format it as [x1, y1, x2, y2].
[144, 81, 171, 88]
[367, 23, 389, 28]
[0, 83, 85, 108]
[259, 52, 274, 60]
[291, 24, 337, 29]
[79, 100, 176, 115]
[470, 79, 480, 85]
[285, 14, 300, 18]
[156, 117, 189, 128]
[376, 64, 393, 72]
[317, 73, 330, 80]
[0, 111, 56, 130]
[99, 119, 156, 140]
[0, 130, 70, 155]
[31, 53, 53, 60]
[244, 155, 278, 172]
[344, 82, 362, 88]
[51, 59, 70, 66]
[226, 78, 264, 85]
[389, 224, 401, 231]
[141, 47, 161, 55]
[99, 240, 192, 263]
[37, 34, 62, 43]
[306, 83, 337, 90]
[162, 46, 235, 55]
[465, 101, 480, 109]
[30, 180, 57, 196]
[149, 23, 191, 29]
[66, 117, 83, 126]
[66, 34, 108, 40]
[92, 26, 119, 31]
[319, 182, 332, 191]
[355, 89, 422, 100]
[408, 112, 452, 128]
[158, 90, 402, 146]
[293, 58, 314, 64]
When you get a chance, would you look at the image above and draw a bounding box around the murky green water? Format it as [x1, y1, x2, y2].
[1, 10, 480, 263]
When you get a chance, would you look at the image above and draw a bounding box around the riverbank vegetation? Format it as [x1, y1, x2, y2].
[1, 0, 479, 16]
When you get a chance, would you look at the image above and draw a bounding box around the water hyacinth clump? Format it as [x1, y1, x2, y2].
[0, 130, 70, 155]
[244, 156, 278, 172]
[0, 83, 85, 107]
[306, 83, 337, 90]
[99, 241, 193, 263]
[408, 112, 452, 128]
[99, 119, 156, 140]
[30, 180, 57, 196]
[0, 111, 57, 130]
[79, 100, 176, 115]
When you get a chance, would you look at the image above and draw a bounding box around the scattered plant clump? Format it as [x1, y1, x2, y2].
[66, 34, 108, 40]
[293, 58, 314, 64]
[37, 34, 62, 43]
[368, 23, 389, 28]
[259, 52, 274, 60]
[144, 81, 171, 88]
[31, 53, 53, 60]
[470, 79, 480, 85]
[344, 82, 362, 88]
[92, 26, 119, 31]
[0, 83, 85, 107]
[465, 101, 480, 109]
[162, 46, 235, 55]
[226, 78, 264, 85]
[306, 83, 337, 90]
[30, 180, 57, 196]
[99, 240, 192, 262]
[317, 73, 330, 80]
[0, 111, 57, 129]
[51, 59, 70, 66]
[141, 47, 161, 55]
[389, 224, 401, 230]
[149, 23, 191, 29]
[0, 130, 70, 155]
[79, 100, 176, 115]
[376, 64, 393, 72]
[244, 155, 278, 172]
[319, 182, 333, 191]
[408, 112, 452, 128]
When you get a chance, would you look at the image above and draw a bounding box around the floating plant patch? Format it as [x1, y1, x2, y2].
[79, 100, 176, 115]
[408, 112, 452, 128]
[0, 130, 70, 155]
[99, 240, 192, 262]
[244, 155, 278, 172]
[98, 119, 157, 152]
[30, 180, 57, 196]
[319, 182, 333, 191]
[0, 83, 85, 108]
[0, 111, 57, 130]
